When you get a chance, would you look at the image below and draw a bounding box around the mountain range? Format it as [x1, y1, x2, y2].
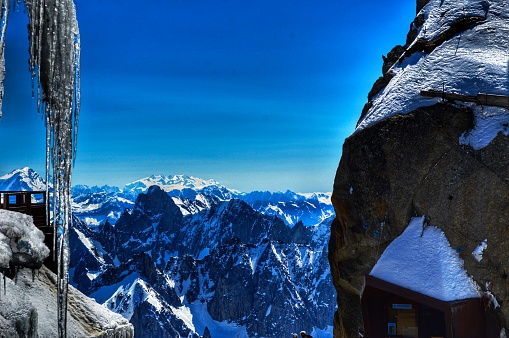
[0, 167, 336, 338]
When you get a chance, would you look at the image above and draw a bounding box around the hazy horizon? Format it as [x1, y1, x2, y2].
[0, 1, 414, 193]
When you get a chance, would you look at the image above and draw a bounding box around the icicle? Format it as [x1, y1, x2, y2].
[0, 0, 9, 118]
[23, 1, 81, 337]
[2, 271, 4, 296]
[0, 0, 80, 335]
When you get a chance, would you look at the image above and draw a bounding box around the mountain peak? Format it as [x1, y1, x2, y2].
[0, 167, 46, 191]
[125, 174, 221, 192]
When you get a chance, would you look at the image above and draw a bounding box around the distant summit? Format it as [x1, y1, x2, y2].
[0, 168, 334, 227]
[124, 174, 227, 193]
[0, 167, 46, 191]
[123, 174, 239, 201]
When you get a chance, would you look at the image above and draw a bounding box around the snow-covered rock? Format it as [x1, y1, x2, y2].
[370, 216, 479, 301]
[0, 209, 49, 269]
[0, 266, 134, 337]
[0, 209, 133, 336]
[357, 0, 508, 133]
[330, 0, 509, 336]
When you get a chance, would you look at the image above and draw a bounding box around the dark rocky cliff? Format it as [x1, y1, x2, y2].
[328, 0, 509, 336]
[70, 185, 335, 337]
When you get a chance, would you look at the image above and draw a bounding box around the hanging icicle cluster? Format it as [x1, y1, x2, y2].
[0, 0, 10, 117]
[0, 1, 80, 337]
[25, 1, 80, 336]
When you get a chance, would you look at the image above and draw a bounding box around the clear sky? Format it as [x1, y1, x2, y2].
[0, 0, 415, 193]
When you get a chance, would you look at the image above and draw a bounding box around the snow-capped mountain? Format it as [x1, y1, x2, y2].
[0, 167, 46, 191]
[239, 190, 333, 227]
[70, 173, 334, 228]
[70, 186, 335, 338]
[71, 184, 135, 226]
[0, 168, 336, 337]
[123, 174, 240, 201]
[0, 168, 333, 228]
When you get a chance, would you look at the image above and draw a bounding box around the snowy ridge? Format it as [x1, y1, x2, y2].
[0, 167, 46, 191]
[0, 167, 333, 228]
[357, 0, 509, 146]
[69, 187, 335, 337]
[123, 174, 240, 200]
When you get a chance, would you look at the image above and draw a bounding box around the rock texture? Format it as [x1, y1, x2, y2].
[0, 266, 134, 337]
[329, 0, 509, 337]
[330, 103, 509, 337]
[70, 185, 335, 337]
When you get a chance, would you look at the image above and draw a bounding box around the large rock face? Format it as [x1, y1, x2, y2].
[329, 0, 509, 336]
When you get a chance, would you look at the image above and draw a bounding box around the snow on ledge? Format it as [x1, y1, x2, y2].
[472, 239, 488, 262]
[459, 105, 509, 150]
[370, 216, 480, 302]
[0, 209, 49, 269]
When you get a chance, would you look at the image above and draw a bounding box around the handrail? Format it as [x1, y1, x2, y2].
[421, 90, 509, 108]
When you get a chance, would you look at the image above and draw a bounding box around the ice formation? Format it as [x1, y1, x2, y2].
[0, 0, 80, 337]
[0, 0, 8, 116]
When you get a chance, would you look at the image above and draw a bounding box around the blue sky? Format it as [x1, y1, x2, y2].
[0, 1, 415, 192]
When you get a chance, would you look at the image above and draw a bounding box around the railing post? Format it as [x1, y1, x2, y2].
[26, 192, 31, 215]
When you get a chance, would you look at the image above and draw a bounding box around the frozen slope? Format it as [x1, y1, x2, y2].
[0, 266, 133, 337]
[0, 210, 133, 336]
[357, 0, 509, 140]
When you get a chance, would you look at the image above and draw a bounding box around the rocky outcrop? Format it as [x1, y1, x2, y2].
[0, 209, 49, 270]
[329, 1, 509, 336]
[329, 104, 473, 336]
[331, 102, 509, 336]
[0, 266, 134, 337]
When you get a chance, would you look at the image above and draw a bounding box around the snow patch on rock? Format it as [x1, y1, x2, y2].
[370, 216, 480, 301]
[357, 0, 509, 136]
